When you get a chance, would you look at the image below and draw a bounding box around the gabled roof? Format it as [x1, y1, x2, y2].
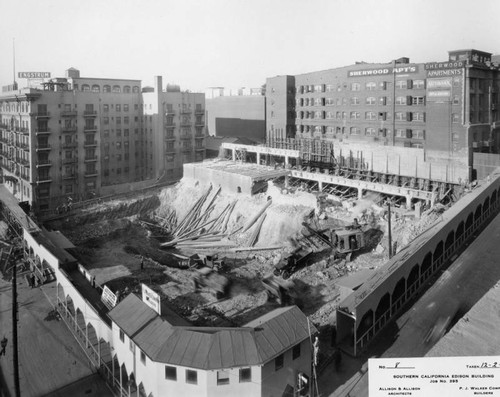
[109, 294, 316, 370]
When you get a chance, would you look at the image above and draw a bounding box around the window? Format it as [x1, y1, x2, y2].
[395, 112, 406, 121]
[91, 85, 100, 93]
[129, 339, 134, 352]
[366, 127, 377, 136]
[325, 97, 335, 106]
[124, 104, 129, 112]
[119, 330, 125, 342]
[103, 117, 109, 125]
[116, 117, 121, 125]
[396, 96, 407, 105]
[366, 97, 376, 105]
[412, 112, 425, 122]
[452, 95, 460, 105]
[82, 84, 90, 92]
[342, 98, 348, 105]
[413, 130, 425, 139]
[116, 104, 121, 112]
[239, 368, 251, 383]
[186, 370, 197, 385]
[124, 129, 129, 137]
[123, 86, 131, 93]
[326, 84, 334, 92]
[350, 111, 360, 119]
[395, 129, 406, 138]
[112, 85, 121, 93]
[396, 80, 408, 89]
[326, 111, 334, 119]
[103, 104, 109, 112]
[365, 111, 377, 120]
[165, 366, 177, 381]
[413, 96, 425, 105]
[342, 111, 347, 120]
[379, 96, 388, 106]
[413, 80, 425, 89]
[217, 370, 230, 385]
[103, 85, 111, 93]
[275, 354, 284, 371]
[351, 82, 361, 91]
[366, 82, 377, 91]
[314, 98, 324, 106]
[452, 113, 460, 123]
[350, 97, 360, 105]
[350, 127, 360, 135]
[292, 344, 301, 360]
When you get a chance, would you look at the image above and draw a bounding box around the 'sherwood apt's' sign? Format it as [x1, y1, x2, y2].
[348, 66, 418, 77]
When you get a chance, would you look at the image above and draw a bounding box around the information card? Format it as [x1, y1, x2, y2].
[369, 356, 500, 396]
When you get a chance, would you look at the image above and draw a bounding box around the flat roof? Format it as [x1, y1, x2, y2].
[187, 159, 289, 181]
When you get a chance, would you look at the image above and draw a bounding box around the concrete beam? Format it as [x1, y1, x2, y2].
[222, 143, 300, 159]
[290, 169, 436, 203]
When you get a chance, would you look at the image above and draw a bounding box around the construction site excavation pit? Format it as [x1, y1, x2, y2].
[44, 175, 444, 331]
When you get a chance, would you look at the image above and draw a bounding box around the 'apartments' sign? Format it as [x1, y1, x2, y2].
[18, 72, 51, 79]
[348, 66, 418, 77]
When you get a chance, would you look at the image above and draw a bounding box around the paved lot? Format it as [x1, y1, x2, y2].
[0, 275, 113, 397]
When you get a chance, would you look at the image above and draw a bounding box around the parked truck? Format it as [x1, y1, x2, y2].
[261, 275, 302, 307]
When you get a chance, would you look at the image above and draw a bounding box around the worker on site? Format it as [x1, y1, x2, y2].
[0, 336, 7, 356]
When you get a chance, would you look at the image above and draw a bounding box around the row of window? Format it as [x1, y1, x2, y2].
[298, 125, 425, 139]
[297, 80, 426, 94]
[298, 111, 425, 121]
[296, 96, 425, 107]
[79, 84, 140, 94]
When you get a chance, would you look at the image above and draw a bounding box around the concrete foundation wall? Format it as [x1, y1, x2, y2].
[183, 163, 253, 195]
[331, 141, 470, 183]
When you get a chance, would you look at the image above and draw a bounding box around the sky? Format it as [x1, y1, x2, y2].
[0, 0, 499, 92]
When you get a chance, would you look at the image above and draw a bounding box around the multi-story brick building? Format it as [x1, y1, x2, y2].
[0, 69, 205, 214]
[266, 49, 500, 180]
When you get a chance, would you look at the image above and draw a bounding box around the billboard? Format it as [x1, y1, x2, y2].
[101, 285, 118, 309]
[18, 72, 51, 79]
[141, 283, 161, 315]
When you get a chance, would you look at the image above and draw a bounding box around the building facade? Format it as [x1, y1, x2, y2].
[0, 69, 205, 214]
[266, 49, 500, 179]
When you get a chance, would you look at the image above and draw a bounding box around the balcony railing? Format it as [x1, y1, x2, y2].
[32, 112, 50, 118]
[16, 157, 30, 166]
[35, 129, 51, 135]
[36, 159, 52, 167]
[84, 156, 98, 162]
[165, 123, 175, 128]
[36, 144, 51, 151]
[84, 141, 98, 147]
[165, 135, 175, 141]
[83, 110, 97, 117]
[62, 158, 77, 165]
[62, 126, 77, 133]
[62, 174, 76, 180]
[84, 126, 97, 132]
[195, 109, 205, 115]
[61, 110, 77, 117]
[180, 110, 191, 115]
[62, 142, 77, 149]
[166, 110, 175, 116]
[84, 171, 98, 177]
[180, 134, 191, 140]
[36, 176, 52, 184]
[180, 122, 191, 127]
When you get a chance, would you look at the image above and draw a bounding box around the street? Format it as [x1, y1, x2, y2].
[0, 275, 112, 397]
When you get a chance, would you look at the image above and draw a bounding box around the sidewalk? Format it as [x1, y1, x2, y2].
[0, 277, 113, 397]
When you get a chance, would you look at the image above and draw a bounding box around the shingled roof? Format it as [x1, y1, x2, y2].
[109, 293, 316, 370]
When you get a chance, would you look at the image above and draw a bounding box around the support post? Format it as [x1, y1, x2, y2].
[256, 152, 260, 165]
[231, 149, 235, 161]
[387, 201, 393, 258]
[358, 188, 363, 200]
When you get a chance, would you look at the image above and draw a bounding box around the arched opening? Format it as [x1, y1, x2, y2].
[491, 189, 497, 210]
[75, 308, 86, 339]
[356, 309, 374, 343]
[123, 85, 131, 93]
[433, 240, 444, 270]
[407, 264, 420, 296]
[103, 85, 111, 93]
[421, 252, 433, 281]
[99, 337, 112, 365]
[112, 85, 121, 93]
[483, 196, 490, 219]
[474, 204, 483, 228]
[444, 230, 455, 259]
[65, 296, 75, 327]
[465, 212, 473, 237]
[91, 84, 100, 93]
[375, 293, 391, 330]
[138, 382, 147, 397]
[456, 221, 464, 244]
[82, 84, 90, 92]
[128, 373, 138, 396]
[86, 322, 99, 365]
[392, 278, 406, 312]
[133, 86, 140, 93]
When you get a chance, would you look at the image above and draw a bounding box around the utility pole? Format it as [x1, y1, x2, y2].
[387, 201, 393, 258]
[12, 255, 20, 397]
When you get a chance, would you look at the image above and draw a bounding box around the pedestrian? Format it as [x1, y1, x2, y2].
[30, 273, 36, 288]
[140, 256, 144, 270]
[0, 336, 7, 356]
